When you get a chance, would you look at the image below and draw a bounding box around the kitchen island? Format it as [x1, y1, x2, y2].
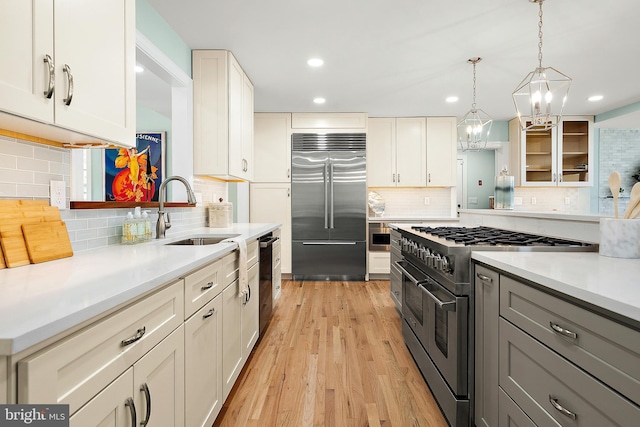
[472, 250, 640, 427]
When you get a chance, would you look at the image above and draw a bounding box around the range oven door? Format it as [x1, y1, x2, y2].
[396, 260, 429, 346]
[421, 277, 468, 396]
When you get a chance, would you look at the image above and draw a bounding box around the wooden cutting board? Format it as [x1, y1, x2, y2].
[0, 203, 62, 267]
[22, 221, 73, 264]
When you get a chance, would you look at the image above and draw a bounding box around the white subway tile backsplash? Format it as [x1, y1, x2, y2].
[368, 187, 453, 217]
[0, 183, 17, 197]
[16, 184, 49, 197]
[0, 169, 34, 183]
[0, 136, 32, 156]
[34, 145, 65, 163]
[0, 154, 16, 168]
[17, 157, 49, 173]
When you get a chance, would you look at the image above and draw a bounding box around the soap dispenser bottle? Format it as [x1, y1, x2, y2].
[122, 212, 135, 244]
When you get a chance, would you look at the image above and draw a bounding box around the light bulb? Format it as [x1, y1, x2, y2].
[545, 91, 553, 103]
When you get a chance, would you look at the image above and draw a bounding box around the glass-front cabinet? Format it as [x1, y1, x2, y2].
[509, 116, 593, 187]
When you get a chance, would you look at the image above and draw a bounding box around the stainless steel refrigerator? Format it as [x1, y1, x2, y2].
[291, 133, 367, 281]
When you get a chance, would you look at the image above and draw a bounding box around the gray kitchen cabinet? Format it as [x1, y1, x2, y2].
[499, 318, 640, 426]
[389, 229, 403, 312]
[474, 264, 500, 427]
[473, 261, 640, 426]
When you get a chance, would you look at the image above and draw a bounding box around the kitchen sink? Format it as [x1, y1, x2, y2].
[165, 234, 240, 246]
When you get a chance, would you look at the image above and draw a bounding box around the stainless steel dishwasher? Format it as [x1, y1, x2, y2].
[259, 233, 279, 336]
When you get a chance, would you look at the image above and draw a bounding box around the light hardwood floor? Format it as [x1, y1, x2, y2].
[213, 279, 447, 427]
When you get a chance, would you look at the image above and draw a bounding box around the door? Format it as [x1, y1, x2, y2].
[328, 150, 366, 241]
[70, 368, 133, 426]
[291, 150, 330, 241]
[0, 0, 53, 123]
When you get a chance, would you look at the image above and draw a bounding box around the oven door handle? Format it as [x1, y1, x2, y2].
[394, 261, 426, 286]
[420, 283, 457, 312]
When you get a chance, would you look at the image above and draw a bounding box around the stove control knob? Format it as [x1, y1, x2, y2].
[441, 256, 450, 273]
[443, 255, 454, 274]
[434, 254, 443, 270]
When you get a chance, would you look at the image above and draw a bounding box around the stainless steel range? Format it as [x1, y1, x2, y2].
[394, 225, 598, 427]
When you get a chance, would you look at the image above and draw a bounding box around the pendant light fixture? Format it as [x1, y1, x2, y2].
[512, 0, 571, 130]
[457, 57, 493, 151]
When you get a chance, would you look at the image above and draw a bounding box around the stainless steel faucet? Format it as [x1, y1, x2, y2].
[156, 176, 197, 239]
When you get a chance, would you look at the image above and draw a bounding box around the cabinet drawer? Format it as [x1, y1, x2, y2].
[499, 387, 536, 427]
[247, 238, 259, 267]
[222, 251, 239, 286]
[500, 276, 640, 404]
[273, 239, 281, 268]
[499, 318, 640, 426]
[184, 258, 224, 319]
[18, 281, 184, 415]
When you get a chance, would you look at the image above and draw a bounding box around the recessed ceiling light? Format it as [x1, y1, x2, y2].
[135, 65, 144, 73]
[446, 96, 459, 103]
[313, 97, 326, 104]
[307, 58, 324, 67]
[588, 95, 603, 102]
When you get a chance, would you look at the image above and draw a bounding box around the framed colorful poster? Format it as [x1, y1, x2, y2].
[105, 132, 165, 202]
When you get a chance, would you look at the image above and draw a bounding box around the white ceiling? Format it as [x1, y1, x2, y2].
[147, 0, 640, 126]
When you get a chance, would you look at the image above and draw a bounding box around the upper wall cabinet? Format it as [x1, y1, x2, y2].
[253, 113, 291, 183]
[367, 117, 426, 187]
[291, 112, 367, 130]
[509, 116, 593, 187]
[425, 117, 457, 187]
[193, 50, 254, 181]
[0, 0, 136, 148]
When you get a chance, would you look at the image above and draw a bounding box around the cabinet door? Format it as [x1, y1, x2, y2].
[249, 184, 291, 274]
[0, 0, 53, 123]
[133, 326, 185, 427]
[53, 0, 135, 147]
[474, 264, 500, 427]
[426, 117, 456, 186]
[396, 118, 426, 186]
[273, 237, 282, 301]
[185, 294, 223, 427]
[368, 251, 390, 274]
[253, 113, 292, 182]
[241, 73, 254, 181]
[70, 368, 133, 426]
[242, 262, 260, 360]
[192, 50, 229, 175]
[222, 280, 243, 400]
[0, 356, 6, 404]
[228, 53, 244, 179]
[558, 116, 593, 187]
[367, 118, 396, 187]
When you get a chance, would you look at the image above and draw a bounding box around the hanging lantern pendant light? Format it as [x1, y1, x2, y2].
[457, 57, 493, 151]
[513, 0, 571, 131]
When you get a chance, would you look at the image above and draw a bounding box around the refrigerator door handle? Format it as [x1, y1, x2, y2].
[329, 163, 335, 229]
[324, 163, 329, 229]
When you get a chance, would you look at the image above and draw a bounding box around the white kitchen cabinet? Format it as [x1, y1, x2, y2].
[71, 326, 185, 427]
[0, 356, 6, 404]
[367, 117, 426, 187]
[253, 113, 292, 182]
[368, 251, 390, 275]
[509, 116, 593, 187]
[193, 50, 254, 180]
[249, 183, 292, 274]
[0, 0, 136, 148]
[184, 293, 223, 427]
[183, 257, 224, 320]
[242, 262, 260, 360]
[426, 117, 457, 186]
[290, 112, 367, 130]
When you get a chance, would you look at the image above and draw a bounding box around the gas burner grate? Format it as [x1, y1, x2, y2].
[411, 226, 589, 247]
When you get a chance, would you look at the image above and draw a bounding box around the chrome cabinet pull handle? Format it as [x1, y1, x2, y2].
[476, 273, 493, 283]
[140, 383, 151, 426]
[428, 173, 431, 183]
[43, 54, 54, 99]
[392, 173, 396, 183]
[549, 322, 578, 340]
[243, 284, 251, 305]
[287, 168, 290, 178]
[121, 327, 146, 347]
[203, 308, 215, 319]
[125, 397, 137, 426]
[63, 64, 74, 106]
[549, 396, 577, 420]
[397, 173, 400, 183]
[201, 281, 214, 291]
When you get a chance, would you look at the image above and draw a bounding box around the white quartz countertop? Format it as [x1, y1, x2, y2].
[368, 216, 458, 222]
[471, 251, 640, 326]
[0, 223, 280, 356]
[459, 209, 606, 223]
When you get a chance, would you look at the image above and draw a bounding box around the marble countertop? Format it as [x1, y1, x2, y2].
[472, 251, 640, 326]
[0, 223, 280, 356]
